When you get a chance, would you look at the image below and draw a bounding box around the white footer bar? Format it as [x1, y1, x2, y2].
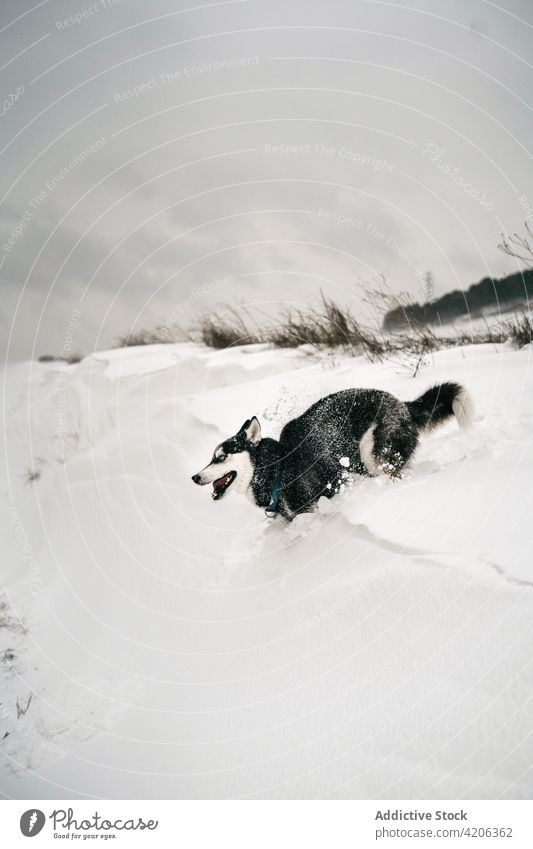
[1, 799, 531, 848]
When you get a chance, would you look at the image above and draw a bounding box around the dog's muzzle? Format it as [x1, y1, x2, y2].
[191, 469, 237, 500]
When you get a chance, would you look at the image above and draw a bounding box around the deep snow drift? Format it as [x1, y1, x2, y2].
[1, 340, 532, 799]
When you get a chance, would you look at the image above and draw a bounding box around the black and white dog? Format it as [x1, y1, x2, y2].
[191, 382, 473, 520]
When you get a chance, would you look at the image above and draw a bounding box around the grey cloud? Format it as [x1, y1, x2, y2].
[1, 0, 531, 360]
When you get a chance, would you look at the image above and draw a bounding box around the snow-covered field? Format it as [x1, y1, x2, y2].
[1, 339, 532, 799]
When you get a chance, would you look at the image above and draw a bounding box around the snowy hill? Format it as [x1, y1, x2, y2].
[1, 340, 532, 799]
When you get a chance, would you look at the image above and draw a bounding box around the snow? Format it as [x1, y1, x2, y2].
[1, 341, 532, 799]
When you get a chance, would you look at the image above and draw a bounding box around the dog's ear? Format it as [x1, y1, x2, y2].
[242, 416, 261, 444]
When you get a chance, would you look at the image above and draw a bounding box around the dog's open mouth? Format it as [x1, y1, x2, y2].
[211, 470, 236, 500]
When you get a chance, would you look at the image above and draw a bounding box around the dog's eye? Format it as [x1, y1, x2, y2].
[217, 454, 227, 462]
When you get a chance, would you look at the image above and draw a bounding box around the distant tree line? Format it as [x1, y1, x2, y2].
[383, 268, 533, 330]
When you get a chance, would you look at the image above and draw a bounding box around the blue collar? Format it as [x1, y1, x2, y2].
[265, 464, 284, 518]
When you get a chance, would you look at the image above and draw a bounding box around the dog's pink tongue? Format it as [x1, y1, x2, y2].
[213, 475, 228, 491]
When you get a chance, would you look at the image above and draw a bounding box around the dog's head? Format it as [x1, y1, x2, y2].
[191, 417, 261, 501]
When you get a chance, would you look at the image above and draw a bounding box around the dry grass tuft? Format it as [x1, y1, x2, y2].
[504, 312, 532, 348]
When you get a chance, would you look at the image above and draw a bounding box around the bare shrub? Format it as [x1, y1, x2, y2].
[113, 284, 523, 373]
[504, 312, 532, 348]
[498, 222, 533, 268]
[263, 295, 385, 360]
[115, 327, 186, 348]
[24, 469, 41, 486]
[38, 354, 82, 364]
[0, 598, 26, 636]
[196, 307, 264, 349]
[16, 693, 33, 718]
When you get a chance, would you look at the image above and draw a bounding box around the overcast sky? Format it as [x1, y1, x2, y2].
[1, 0, 532, 360]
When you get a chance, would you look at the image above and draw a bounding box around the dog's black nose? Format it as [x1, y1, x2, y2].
[191, 473, 201, 484]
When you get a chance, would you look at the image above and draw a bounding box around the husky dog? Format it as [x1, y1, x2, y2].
[191, 382, 473, 520]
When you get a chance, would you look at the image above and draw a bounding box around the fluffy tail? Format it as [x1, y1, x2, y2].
[406, 382, 474, 432]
